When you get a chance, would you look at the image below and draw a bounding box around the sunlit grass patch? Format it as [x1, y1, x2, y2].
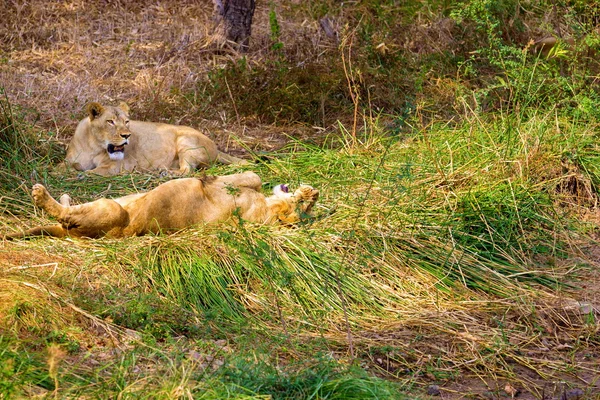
[72, 112, 596, 342]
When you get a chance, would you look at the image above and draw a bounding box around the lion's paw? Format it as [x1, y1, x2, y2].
[296, 185, 319, 202]
[32, 184, 51, 207]
[59, 194, 72, 207]
[294, 185, 319, 214]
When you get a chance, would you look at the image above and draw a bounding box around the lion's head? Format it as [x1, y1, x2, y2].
[86, 102, 132, 161]
[268, 184, 319, 224]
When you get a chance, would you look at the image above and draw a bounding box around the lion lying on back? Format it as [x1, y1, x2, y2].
[3, 172, 319, 239]
[66, 102, 246, 176]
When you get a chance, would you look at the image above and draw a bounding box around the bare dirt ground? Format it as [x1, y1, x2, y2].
[436, 248, 600, 399]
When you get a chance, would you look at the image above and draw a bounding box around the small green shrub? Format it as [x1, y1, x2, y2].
[269, 6, 283, 52]
[217, 355, 402, 399]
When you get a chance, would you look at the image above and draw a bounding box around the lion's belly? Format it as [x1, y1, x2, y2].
[121, 179, 266, 235]
[121, 179, 224, 234]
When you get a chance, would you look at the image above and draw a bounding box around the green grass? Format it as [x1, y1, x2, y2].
[2, 104, 600, 396]
[0, 332, 407, 399]
[3, 101, 600, 396]
[3, 1, 600, 393]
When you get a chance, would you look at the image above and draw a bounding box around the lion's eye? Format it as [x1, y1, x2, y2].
[106, 120, 115, 126]
[125, 120, 130, 126]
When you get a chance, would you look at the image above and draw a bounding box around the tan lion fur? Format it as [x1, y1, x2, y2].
[65, 102, 246, 176]
[3, 172, 319, 239]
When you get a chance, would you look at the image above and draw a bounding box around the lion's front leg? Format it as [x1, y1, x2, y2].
[87, 166, 120, 176]
[266, 185, 319, 225]
[294, 185, 319, 214]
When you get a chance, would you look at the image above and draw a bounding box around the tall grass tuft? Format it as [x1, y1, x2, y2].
[0, 90, 65, 216]
[134, 227, 386, 327]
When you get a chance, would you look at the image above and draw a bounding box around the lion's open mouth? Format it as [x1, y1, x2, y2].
[107, 143, 126, 154]
[272, 184, 290, 196]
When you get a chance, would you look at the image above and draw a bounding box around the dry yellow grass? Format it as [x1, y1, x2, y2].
[0, 0, 331, 155]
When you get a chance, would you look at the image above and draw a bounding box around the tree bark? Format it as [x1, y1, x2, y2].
[214, 0, 256, 51]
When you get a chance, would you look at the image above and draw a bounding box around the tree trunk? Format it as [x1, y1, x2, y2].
[214, 0, 256, 51]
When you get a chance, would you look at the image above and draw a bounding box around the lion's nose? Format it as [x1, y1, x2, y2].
[120, 133, 131, 139]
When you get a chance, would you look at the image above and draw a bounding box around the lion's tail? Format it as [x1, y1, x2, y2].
[217, 151, 250, 166]
[2, 225, 67, 240]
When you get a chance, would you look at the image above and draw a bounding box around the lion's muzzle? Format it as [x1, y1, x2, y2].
[107, 142, 128, 160]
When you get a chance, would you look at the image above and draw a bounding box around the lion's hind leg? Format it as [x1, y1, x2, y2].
[175, 133, 219, 174]
[3, 225, 67, 240]
[53, 199, 130, 238]
[32, 184, 65, 218]
[0, 185, 68, 240]
[32, 184, 129, 238]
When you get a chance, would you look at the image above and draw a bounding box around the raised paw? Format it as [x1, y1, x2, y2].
[59, 194, 72, 207]
[32, 184, 52, 207]
[295, 185, 319, 213]
[295, 185, 319, 202]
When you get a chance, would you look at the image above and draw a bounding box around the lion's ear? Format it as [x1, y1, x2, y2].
[117, 101, 130, 115]
[86, 102, 104, 120]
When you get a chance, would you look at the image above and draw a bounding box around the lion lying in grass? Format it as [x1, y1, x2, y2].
[66, 102, 246, 176]
[3, 172, 319, 239]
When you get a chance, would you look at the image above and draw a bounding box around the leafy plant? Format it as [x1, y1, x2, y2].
[269, 5, 283, 52]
